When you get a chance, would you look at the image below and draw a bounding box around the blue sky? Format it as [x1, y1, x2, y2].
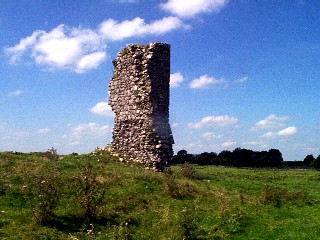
[1, 0, 319, 160]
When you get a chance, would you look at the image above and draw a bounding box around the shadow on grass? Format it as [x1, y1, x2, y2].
[0, 220, 9, 229]
[43, 213, 120, 233]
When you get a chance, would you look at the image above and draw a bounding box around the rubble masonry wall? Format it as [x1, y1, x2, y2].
[107, 42, 174, 170]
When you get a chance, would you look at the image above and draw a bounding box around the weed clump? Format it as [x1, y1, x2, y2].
[0, 167, 9, 196]
[178, 208, 200, 240]
[216, 191, 247, 235]
[163, 169, 198, 199]
[46, 147, 59, 161]
[180, 162, 196, 179]
[26, 166, 62, 224]
[73, 156, 107, 221]
[261, 185, 312, 206]
[111, 221, 131, 240]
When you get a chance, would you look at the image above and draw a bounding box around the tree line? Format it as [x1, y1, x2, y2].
[171, 148, 320, 169]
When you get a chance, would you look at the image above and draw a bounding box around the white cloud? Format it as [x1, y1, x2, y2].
[33, 26, 82, 66]
[261, 132, 275, 138]
[277, 127, 297, 136]
[241, 141, 268, 149]
[222, 141, 237, 148]
[161, 0, 228, 18]
[305, 146, 320, 152]
[188, 142, 204, 149]
[9, 130, 29, 137]
[148, 16, 189, 33]
[171, 122, 179, 128]
[170, 72, 184, 88]
[99, 16, 186, 41]
[234, 75, 248, 84]
[5, 30, 43, 63]
[242, 141, 262, 146]
[90, 101, 114, 117]
[71, 123, 110, 136]
[37, 128, 51, 134]
[6, 25, 105, 73]
[99, 18, 145, 41]
[262, 127, 298, 138]
[251, 114, 290, 131]
[8, 89, 24, 96]
[189, 74, 225, 89]
[75, 51, 106, 73]
[0, 124, 27, 137]
[6, 16, 186, 73]
[188, 115, 238, 128]
[66, 122, 111, 146]
[202, 132, 223, 140]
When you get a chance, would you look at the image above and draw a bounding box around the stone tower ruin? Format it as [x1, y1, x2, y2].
[107, 42, 174, 171]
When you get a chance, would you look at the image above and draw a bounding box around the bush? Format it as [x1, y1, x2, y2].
[111, 221, 131, 240]
[163, 177, 198, 199]
[46, 147, 59, 161]
[178, 208, 200, 240]
[73, 156, 107, 220]
[261, 185, 312, 206]
[180, 162, 196, 179]
[0, 162, 10, 195]
[26, 166, 62, 224]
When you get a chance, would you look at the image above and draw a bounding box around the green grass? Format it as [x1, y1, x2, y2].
[1, 152, 320, 239]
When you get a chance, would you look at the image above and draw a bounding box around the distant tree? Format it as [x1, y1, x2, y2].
[216, 148, 283, 168]
[267, 149, 283, 167]
[303, 154, 315, 166]
[254, 151, 269, 167]
[177, 149, 188, 156]
[194, 152, 217, 165]
[310, 155, 320, 170]
[171, 150, 194, 164]
[217, 150, 233, 166]
[174, 148, 284, 168]
[232, 148, 254, 167]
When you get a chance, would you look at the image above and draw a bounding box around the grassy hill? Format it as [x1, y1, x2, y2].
[1, 151, 320, 239]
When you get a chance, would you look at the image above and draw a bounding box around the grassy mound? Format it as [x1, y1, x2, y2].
[1, 151, 320, 239]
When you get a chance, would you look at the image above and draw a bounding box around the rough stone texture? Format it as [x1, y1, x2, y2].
[107, 42, 174, 171]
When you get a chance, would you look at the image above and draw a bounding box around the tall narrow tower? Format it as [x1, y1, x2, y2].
[108, 43, 174, 171]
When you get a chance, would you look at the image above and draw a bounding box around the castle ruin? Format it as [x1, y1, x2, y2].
[107, 42, 174, 171]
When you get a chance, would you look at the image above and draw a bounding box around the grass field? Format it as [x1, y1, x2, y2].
[1, 151, 320, 239]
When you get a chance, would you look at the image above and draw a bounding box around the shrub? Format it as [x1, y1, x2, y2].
[180, 162, 196, 179]
[261, 185, 312, 206]
[26, 166, 62, 224]
[0, 175, 9, 195]
[178, 208, 200, 240]
[163, 175, 198, 199]
[221, 206, 245, 234]
[74, 156, 107, 220]
[0, 161, 10, 195]
[46, 147, 59, 161]
[111, 221, 131, 240]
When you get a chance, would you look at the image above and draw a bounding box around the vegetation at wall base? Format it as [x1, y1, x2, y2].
[1, 151, 320, 239]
